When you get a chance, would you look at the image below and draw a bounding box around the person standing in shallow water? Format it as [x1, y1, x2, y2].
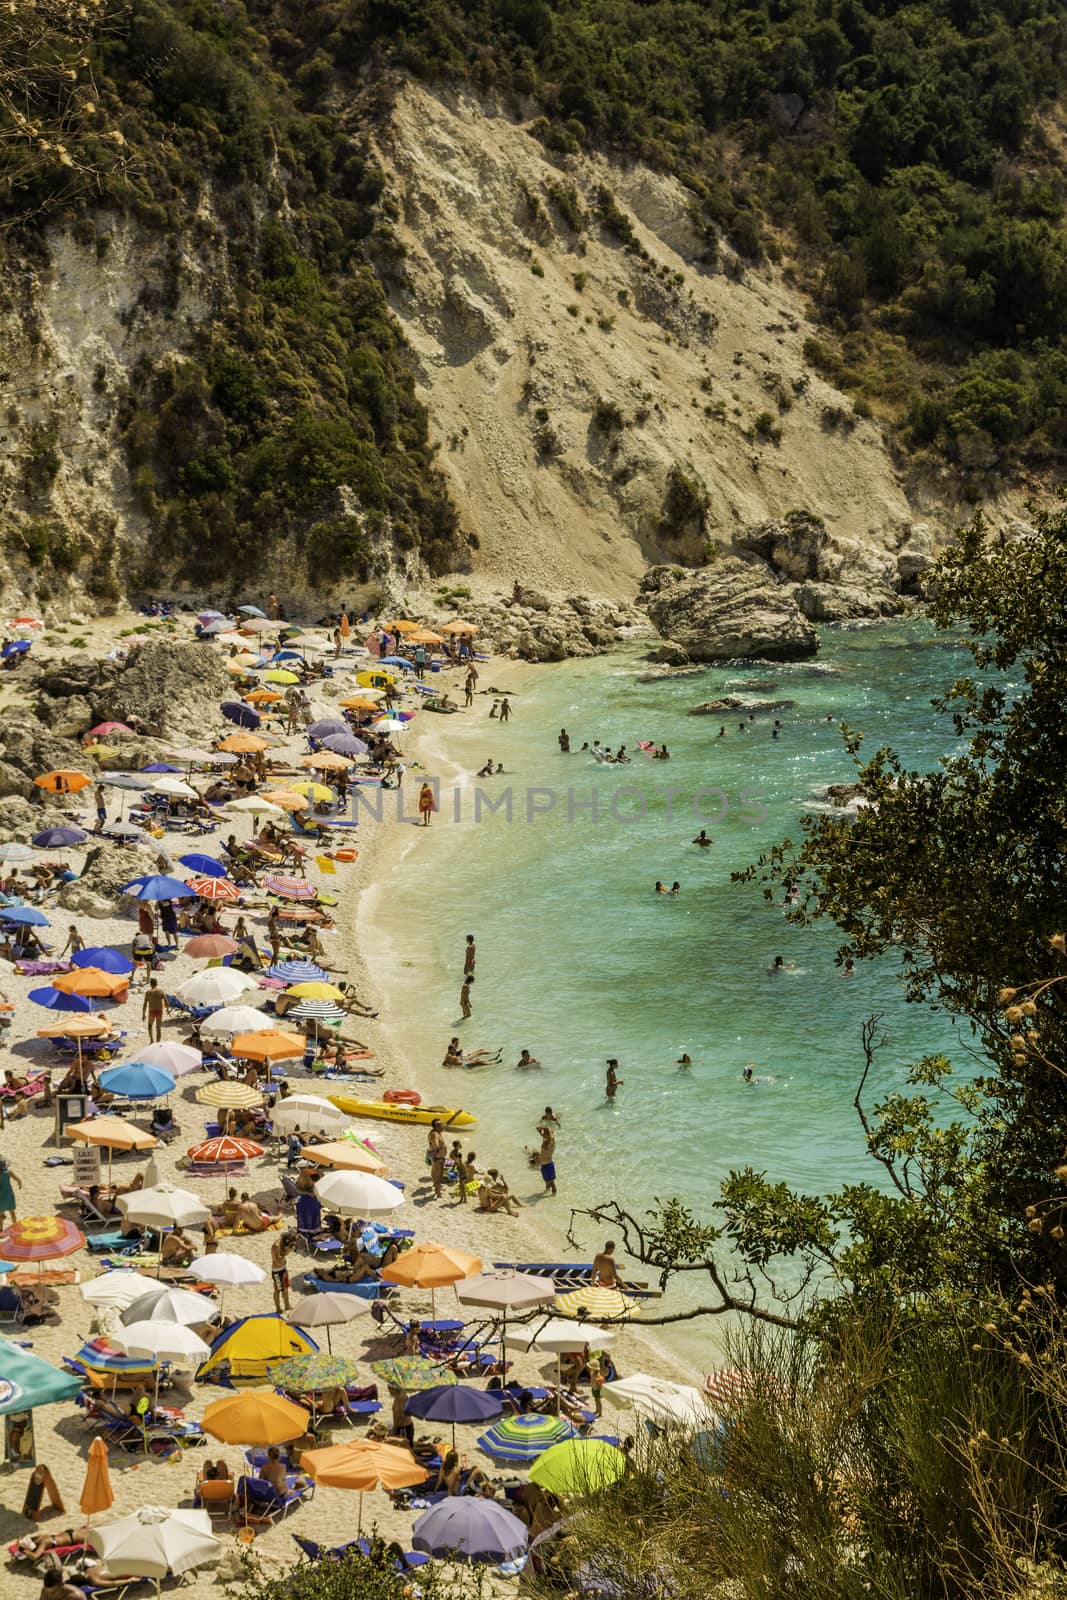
[559, 728, 570, 753]
[463, 935, 476, 977]
[460, 974, 473, 1019]
[537, 1123, 557, 1195]
[605, 1059, 623, 1100]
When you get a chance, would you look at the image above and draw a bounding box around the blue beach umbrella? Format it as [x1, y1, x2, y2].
[477, 1413, 576, 1462]
[271, 650, 303, 662]
[381, 656, 415, 671]
[412, 1499, 527, 1564]
[322, 733, 367, 758]
[406, 1384, 503, 1446]
[99, 1062, 176, 1099]
[178, 854, 227, 878]
[308, 720, 349, 740]
[0, 1261, 15, 1274]
[29, 986, 92, 1013]
[1, 907, 51, 926]
[198, 611, 227, 623]
[120, 875, 196, 902]
[1, 640, 31, 658]
[32, 826, 88, 848]
[220, 702, 261, 730]
[267, 961, 329, 984]
[140, 763, 181, 774]
[73, 947, 135, 976]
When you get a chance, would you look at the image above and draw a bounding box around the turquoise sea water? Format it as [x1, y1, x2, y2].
[377, 619, 984, 1337]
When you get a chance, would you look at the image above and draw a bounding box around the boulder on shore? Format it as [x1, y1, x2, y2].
[639, 558, 819, 662]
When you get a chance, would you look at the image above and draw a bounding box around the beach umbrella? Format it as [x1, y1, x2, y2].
[380, 656, 414, 671]
[245, 688, 283, 704]
[80, 1270, 159, 1311]
[263, 873, 316, 899]
[337, 694, 384, 710]
[301, 1439, 426, 1531]
[478, 1412, 575, 1463]
[369, 1356, 456, 1393]
[151, 776, 200, 800]
[0, 1337, 82, 1412]
[122, 1286, 218, 1328]
[217, 733, 271, 754]
[602, 1375, 708, 1428]
[120, 1184, 210, 1232]
[185, 1252, 264, 1319]
[1, 639, 31, 657]
[385, 619, 418, 633]
[198, 611, 227, 623]
[37, 1013, 109, 1077]
[134, 1041, 202, 1077]
[72, 947, 134, 976]
[0, 841, 35, 862]
[185, 875, 242, 902]
[270, 1095, 351, 1135]
[32, 825, 88, 848]
[455, 1270, 557, 1357]
[381, 1242, 480, 1324]
[264, 669, 300, 685]
[411, 1498, 527, 1565]
[702, 1366, 784, 1412]
[220, 702, 261, 729]
[54, 966, 129, 1000]
[372, 718, 408, 733]
[200, 618, 228, 634]
[288, 781, 335, 804]
[88, 722, 135, 740]
[83, 743, 120, 759]
[187, 1135, 264, 1165]
[308, 719, 350, 739]
[237, 605, 265, 617]
[98, 1063, 176, 1100]
[0, 1216, 85, 1272]
[140, 763, 181, 774]
[440, 620, 478, 635]
[202, 1390, 310, 1447]
[321, 733, 367, 758]
[406, 1383, 503, 1446]
[195, 1080, 264, 1111]
[4, 907, 51, 926]
[177, 968, 255, 1006]
[555, 1286, 640, 1321]
[177, 854, 227, 878]
[408, 630, 444, 645]
[101, 772, 152, 791]
[504, 1320, 617, 1407]
[270, 1351, 363, 1403]
[79, 1436, 114, 1521]
[315, 1170, 404, 1219]
[268, 960, 328, 983]
[231, 1029, 304, 1063]
[200, 1004, 272, 1035]
[225, 796, 285, 825]
[121, 874, 196, 902]
[29, 985, 90, 1014]
[299, 1141, 387, 1175]
[258, 789, 312, 812]
[67, 1116, 157, 1185]
[288, 1291, 372, 1353]
[90, 1505, 219, 1584]
[34, 769, 91, 793]
[290, 1000, 345, 1031]
[530, 1439, 626, 1495]
[183, 933, 239, 958]
[10, 615, 45, 629]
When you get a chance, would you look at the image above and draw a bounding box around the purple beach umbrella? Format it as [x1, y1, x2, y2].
[32, 826, 88, 848]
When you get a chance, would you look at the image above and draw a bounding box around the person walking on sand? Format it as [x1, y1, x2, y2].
[418, 782, 436, 826]
[463, 935, 476, 977]
[142, 979, 167, 1043]
[427, 1119, 446, 1200]
[93, 785, 107, 835]
[459, 974, 473, 1019]
[537, 1123, 557, 1195]
[271, 1232, 293, 1313]
[0, 1156, 22, 1226]
[464, 664, 478, 706]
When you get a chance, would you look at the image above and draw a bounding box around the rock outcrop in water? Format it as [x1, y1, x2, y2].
[639, 559, 819, 661]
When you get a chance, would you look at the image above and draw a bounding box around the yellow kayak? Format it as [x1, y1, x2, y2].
[326, 1096, 477, 1128]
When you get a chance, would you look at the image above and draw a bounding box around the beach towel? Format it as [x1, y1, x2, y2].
[14, 960, 71, 976]
[215, 1218, 283, 1237]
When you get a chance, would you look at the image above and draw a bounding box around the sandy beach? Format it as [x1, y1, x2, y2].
[0, 611, 709, 1600]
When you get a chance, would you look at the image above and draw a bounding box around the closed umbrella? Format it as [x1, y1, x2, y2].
[177, 969, 256, 1006]
[288, 1290, 372, 1353]
[90, 1506, 219, 1587]
[412, 1498, 527, 1564]
[270, 1094, 351, 1134]
[478, 1412, 575, 1462]
[79, 1436, 114, 1521]
[135, 1041, 202, 1077]
[405, 1383, 503, 1446]
[200, 1005, 272, 1035]
[301, 1439, 426, 1531]
[315, 1170, 404, 1219]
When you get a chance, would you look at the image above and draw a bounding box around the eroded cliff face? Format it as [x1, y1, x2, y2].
[0, 78, 1032, 616]
[368, 84, 936, 599]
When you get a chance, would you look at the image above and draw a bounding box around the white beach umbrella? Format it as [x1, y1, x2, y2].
[504, 1319, 617, 1354]
[225, 796, 285, 819]
[90, 1506, 219, 1582]
[80, 1270, 159, 1311]
[187, 1252, 265, 1288]
[270, 1094, 352, 1134]
[119, 1183, 210, 1231]
[288, 1289, 373, 1351]
[134, 1041, 202, 1077]
[176, 969, 255, 1006]
[121, 1286, 219, 1328]
[199, 1004, 272, 1035]
[315, 1169, 404, 1218]
[152, 776, 200, 799]
[602, 1373, 709, 1428]
[455, 1269, 557, 1355]
[117, 1322, 212, 1363]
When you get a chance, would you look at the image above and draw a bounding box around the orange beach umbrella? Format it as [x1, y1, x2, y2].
[440, 620, 478, 635]
[67, 1116, 158, 1184]
[299, 1142, 388, 1175]
[34, 770, 92, 793]
[216, 734, 271, 754]
[231, 1029, 305, 1062]
[53, 967, 128, 1000]
[382, 1241, 482, 1321]
[79, 1437, 114, 1518]
[301, 1439, 426, 1530]
[202, 1390, 309, 1446]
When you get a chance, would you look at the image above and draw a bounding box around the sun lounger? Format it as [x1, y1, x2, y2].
[302, 1273, 385, 1299]
[194, 1474, 236, 1519]
[236, 1474, 309, 1524]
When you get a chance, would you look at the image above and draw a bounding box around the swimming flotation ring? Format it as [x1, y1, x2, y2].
[383, 1088, 421, 1106]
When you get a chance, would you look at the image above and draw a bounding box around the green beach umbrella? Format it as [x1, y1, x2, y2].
[530, 1438, 626, 1496]
[370, 1356, 457, 1393]
[269, 1352, 363, 1392]
[478, 1412, 575, 1462]
[0, 1336, 83, 1413]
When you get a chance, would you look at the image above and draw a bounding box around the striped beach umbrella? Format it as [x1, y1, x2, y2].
[186, 1136, 264, 1164]
[195, 1081, 265, 1110]
[703, 1366, 786, 1411]
[477, 1413, 576, 1463]
[263, 875, 316, 900]
[267, 960, 329, 984]
[185, 876, 242, 902]
[555, 1286, 640, 1321]
[290, 1000, 345, 1028]
[0, 1215, 85, 1265]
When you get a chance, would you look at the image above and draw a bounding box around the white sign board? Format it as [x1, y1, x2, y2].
[71, 1144, 101, 1187]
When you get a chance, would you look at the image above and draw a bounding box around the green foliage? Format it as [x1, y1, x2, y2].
[7, 517, 81, 572]
[546, 182, 585, 233]
[659, 464, 706, 540]
[591, 396, 624, 432]
[237, 1542, 483, 1600]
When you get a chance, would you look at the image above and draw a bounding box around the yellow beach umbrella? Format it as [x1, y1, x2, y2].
[356, 671, 396, 689]
[284, 981, 344, 1001]
[264, 669, 299, 685]
[338, 695, 383, 710]
[290, 781, 334, 802]
[386, 620, 418, 634]
[195, 1081, 265, 1110]
[260, 790, 313, 812]
[300, 1141, 387, 1175]
[408, 630, 444, 645]
[300, 751, 353, 772]
[83, 744, 119, 758]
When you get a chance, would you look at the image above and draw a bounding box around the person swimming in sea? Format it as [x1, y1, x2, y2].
[655, 881, 667, 894]
[768, 955, 795, 973]
[743, 1063, 755, 1083]
[692, 830, 713, 847]
[677, 1053, 692, 1069]
[668, 882, 680, 895]
[516, 1049, 541, 1070]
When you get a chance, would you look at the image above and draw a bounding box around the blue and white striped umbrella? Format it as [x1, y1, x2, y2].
[290, 1000, 345, 1025]
[267, 961, 329, 983]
